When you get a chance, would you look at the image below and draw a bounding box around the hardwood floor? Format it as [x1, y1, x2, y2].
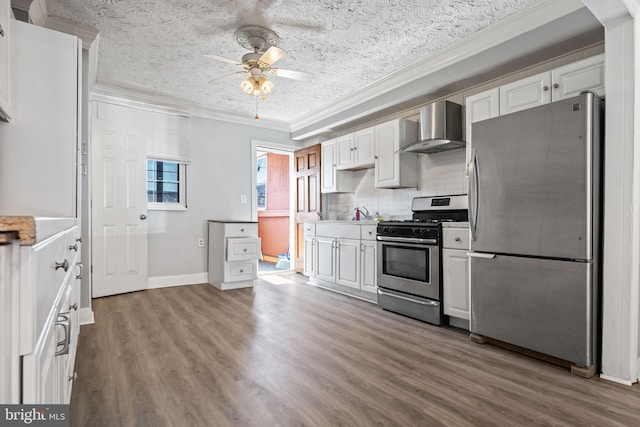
[71, 273, 640, 426]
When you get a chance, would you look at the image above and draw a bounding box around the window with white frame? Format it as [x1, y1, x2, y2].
[146, 114, 191, 210]
[147, 160, 187, 210]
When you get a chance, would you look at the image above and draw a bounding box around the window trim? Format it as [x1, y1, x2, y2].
[147, 159, 188, 211]
[256, 155, 267, 210]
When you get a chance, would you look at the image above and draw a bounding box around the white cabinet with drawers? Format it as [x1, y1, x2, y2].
[208, 221, 260, 290]
[9, 220, 82, 405]
[442, 223, 470, 329]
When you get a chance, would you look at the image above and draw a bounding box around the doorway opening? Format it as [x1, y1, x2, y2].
[251, 141, 295, 275]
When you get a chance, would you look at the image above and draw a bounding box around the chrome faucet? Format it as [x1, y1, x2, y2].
[353, 207, 369, 221]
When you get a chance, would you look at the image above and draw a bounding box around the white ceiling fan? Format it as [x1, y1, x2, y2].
[205, 25, 313, 98]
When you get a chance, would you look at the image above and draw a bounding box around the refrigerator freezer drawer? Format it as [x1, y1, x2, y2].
[470, 254, 595, 367]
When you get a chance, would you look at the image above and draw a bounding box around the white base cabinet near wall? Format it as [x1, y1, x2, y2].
[442, 224, 470, 329]
[208, 221, 260, 290]
[19, 222, 82, 404]
[304, 221, 377, 300]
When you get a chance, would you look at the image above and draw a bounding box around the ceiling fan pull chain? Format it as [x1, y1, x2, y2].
[255, 96, 259, 120]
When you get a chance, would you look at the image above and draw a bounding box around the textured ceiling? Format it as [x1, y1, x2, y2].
[44, 0, 540, 123]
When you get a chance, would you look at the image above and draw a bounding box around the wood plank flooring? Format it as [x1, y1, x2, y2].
[71, 274, 640, 426]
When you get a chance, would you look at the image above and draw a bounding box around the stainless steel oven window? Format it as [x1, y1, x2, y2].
[381, 244, 430, 282]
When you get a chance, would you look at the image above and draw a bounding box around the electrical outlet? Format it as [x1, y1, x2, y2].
[198, 238, 204, 247]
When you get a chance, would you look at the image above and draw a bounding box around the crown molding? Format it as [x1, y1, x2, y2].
[91, 83, 291, 133]
[289, 0, 589, 139]
[44, 15, 98, 49]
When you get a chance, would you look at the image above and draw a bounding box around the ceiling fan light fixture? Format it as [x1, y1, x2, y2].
[259, 77, 274, 95]
[240, 78, 256, 95]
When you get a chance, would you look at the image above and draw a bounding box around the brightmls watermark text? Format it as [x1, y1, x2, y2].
[1, 405, 69, 427]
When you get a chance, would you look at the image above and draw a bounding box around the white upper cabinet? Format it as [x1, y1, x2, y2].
[335, 127, 375, 170]
[321, 138, 354, 193]
[374, 119, 418, 189]
[499, 72, 552, 115]
[499, 54, 604, 115]
[0, 1, 11, 121]
[336, 134, 354, 170]
[465, 88, 500, 167]
[353, 127, 375, 168]
[551, 54, 605, 100]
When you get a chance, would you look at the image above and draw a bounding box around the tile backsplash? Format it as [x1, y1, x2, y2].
[324, 149, 468, 221]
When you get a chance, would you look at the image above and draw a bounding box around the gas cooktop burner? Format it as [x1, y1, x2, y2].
[380, 218, 455, 225]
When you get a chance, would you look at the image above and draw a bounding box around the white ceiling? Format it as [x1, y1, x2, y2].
[43, 0, 544, 125]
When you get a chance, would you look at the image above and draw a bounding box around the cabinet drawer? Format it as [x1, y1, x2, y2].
[316, 223, 360, 239]
[224, 223, 258, 237]
[304, 222, 316, 237]
[225, 261, 257, 282]
[361, 225, 377, 241]
[442, 228, 470, 250]
[226, 237, 260, 261]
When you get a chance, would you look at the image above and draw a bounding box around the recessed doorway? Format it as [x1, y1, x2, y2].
[251, 141, 295, 275]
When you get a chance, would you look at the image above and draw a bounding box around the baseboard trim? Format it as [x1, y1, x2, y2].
[148, 272, 208, 289]
[79, 307, 95, 325]
[600, 374, 635, 386]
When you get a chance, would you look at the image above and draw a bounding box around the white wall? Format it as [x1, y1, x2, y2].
[147, 116, 298, 279]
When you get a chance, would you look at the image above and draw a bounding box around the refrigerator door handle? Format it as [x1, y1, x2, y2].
[467, 252, 496, 259]
[468, 148, 479, 240]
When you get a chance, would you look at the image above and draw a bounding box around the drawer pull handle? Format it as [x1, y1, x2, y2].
[455, 237, 461, 242]
[243, 248, 247, 252]
[76, 262, 83, 279]
[76, 237, 82, 243]
[69, 372, 78, 382]
[240, 228, 245, 232]
[68, 243, 78, 252]
[55, 259, 69, 272]
[69, 302, 78, 311]
[55, 313, 71, 356]
[240, 269, 244, 273]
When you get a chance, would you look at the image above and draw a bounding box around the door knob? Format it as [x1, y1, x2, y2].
[140, 214, 147, 220]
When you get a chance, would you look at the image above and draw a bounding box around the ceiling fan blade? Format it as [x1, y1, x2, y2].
[259, 46, 286, 66]
[208, 71, 247, 84]
[271, 68, 313, 81]
[203, 53, 242, 66]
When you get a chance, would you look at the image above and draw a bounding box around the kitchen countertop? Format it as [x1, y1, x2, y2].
[0, 216, 78, 245]
[306, 220, 380, 225]
[208, 220, 258, 223]
[441, 221, 470, 228]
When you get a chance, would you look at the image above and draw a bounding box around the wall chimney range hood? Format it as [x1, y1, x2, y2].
[402, 100, 465, 154]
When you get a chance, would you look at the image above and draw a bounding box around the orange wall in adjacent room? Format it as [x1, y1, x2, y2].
[258, 153, 290, 258]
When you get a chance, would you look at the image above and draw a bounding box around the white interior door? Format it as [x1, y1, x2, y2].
[91, 120, 148, 297]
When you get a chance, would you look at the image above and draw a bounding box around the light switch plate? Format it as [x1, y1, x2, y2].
[240, 194, 247, 204]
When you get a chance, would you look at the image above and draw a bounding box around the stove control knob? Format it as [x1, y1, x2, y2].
[420, 229, 430, 236]
[383, 227, 390, 233]
[413, 228, 421, 235]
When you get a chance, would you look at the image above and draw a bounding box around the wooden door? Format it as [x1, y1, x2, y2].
[91, 120, 149, 297]
[294, 144, 321, 272]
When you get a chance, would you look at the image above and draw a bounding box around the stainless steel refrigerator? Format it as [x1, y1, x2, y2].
[468, 92, 602, 370]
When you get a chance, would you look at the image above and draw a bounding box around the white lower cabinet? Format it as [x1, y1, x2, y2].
[208, 221, 260, 290]
[20, 222, 82, 404]
[442, 225, 470, 326]
[305, 222, 377, 298]
[315, 236, 336, 282]
[360, 240, 377, 294]
[336, 238, 360, 289]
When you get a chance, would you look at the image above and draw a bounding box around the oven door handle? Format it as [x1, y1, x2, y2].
[377, 289, 440, 307]
[376, 236, 437, 245]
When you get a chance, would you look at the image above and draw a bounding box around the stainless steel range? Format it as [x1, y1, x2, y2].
[376, 195, 468, 325]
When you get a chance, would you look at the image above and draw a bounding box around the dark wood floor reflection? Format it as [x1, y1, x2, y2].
[71, 273, 640, 426]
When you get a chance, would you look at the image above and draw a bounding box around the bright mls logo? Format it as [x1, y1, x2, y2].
[1, 405, 69, 427]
